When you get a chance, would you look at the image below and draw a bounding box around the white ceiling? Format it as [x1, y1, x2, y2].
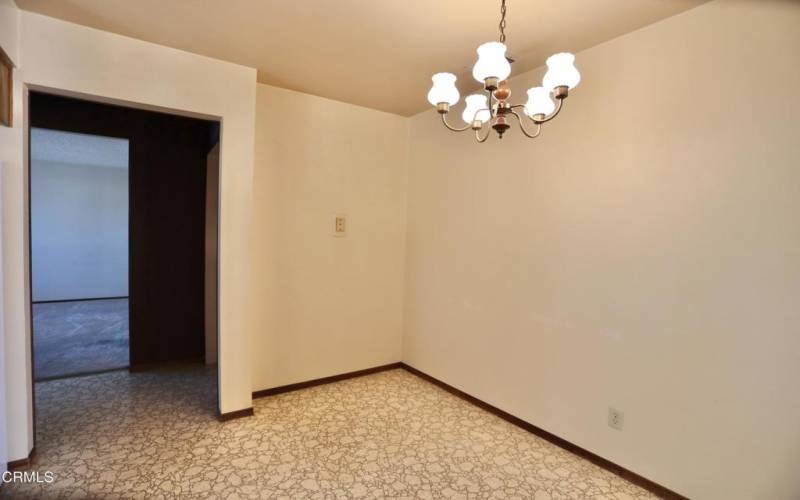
[31, 128, 129, 168]
[16, 0, 708, 116]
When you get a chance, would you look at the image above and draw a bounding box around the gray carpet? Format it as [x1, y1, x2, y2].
[33, 298, 129, 380]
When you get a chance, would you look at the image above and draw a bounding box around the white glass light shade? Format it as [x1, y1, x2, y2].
[524, 87, 555, 117]
[542, 52, 580, 90]
[462, 94, 491, 124]
[472, 42, 512, 83]
[427, 73, 460, 106]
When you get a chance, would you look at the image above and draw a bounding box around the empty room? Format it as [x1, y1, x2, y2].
[0, 0, 798, 499]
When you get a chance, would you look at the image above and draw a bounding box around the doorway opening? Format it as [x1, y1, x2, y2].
[31, 128, 130, 381]
[28, 91, 221, 448]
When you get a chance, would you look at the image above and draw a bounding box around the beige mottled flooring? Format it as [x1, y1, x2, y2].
[3, 366, 657, 499]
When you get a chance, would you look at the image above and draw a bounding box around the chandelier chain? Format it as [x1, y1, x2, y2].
[499, 0, 507, 43]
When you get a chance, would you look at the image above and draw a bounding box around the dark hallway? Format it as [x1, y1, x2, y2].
[29, 92, 220, 378]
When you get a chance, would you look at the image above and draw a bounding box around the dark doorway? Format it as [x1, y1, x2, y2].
[29, 92, 220, 370]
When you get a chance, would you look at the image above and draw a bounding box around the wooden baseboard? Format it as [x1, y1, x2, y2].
[252, 362, 402, 399]
[399, 363, 687, 500]
[217, 407, 254, 422]
[7, 447, 35, 470]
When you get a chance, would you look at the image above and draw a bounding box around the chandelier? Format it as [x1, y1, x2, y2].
[426, 0, 581, 142]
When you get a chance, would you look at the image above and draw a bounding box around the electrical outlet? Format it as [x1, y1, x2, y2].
[608, 407, 624, 431]
[333, 215, 346, 237]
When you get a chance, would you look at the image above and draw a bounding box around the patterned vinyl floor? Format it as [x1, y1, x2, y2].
[2, 366, 657, 499]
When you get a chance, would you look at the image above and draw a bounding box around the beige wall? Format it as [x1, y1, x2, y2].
[403, 1, 800, 499]
[249, 84, 407, 391]
[0, 0, 31, 467]
[2, 10, 257, 460]
[0, 0, 22, 473]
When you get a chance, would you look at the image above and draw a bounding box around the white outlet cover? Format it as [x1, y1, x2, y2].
[608, 407, 624, 431]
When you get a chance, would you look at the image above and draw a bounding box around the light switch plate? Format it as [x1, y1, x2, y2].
[333, 214, 347, 237]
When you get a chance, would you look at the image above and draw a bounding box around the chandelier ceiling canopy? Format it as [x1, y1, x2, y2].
[427, 0, 581, 143]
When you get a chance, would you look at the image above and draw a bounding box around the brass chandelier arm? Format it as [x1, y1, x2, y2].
[509, 96, 565, 125]
[441, 107, 492, 132]
[440, 112, 472, 132]
[472, 107, 491, 123]
[532, 97, 564, 124]
[511, 111, 542, 139]
[475, 127, 491, 143]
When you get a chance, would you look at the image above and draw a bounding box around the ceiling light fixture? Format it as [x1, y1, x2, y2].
[426, 0, 581, 143]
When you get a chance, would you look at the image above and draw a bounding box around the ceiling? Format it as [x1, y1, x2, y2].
[16, 0, 708, 116]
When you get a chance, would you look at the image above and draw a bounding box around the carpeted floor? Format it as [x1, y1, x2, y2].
[3, 366, 656, 499]
[32, 298, 129, 380]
